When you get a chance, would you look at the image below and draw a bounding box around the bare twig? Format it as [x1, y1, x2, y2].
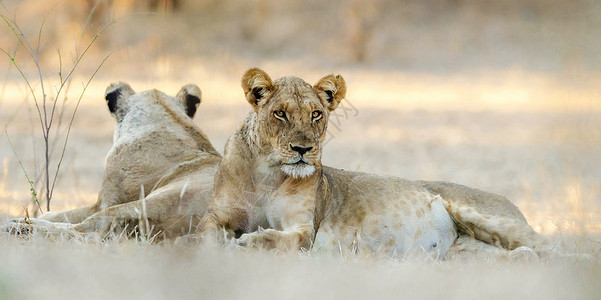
[0, 44, 20, 106]
[57, 49, 63, 83]
[80, 0, 102, 40]
[4, 128, 44, 215]
[0, 47, 45, 133]
[49, 52, 113, 200]
[1, 2, 120, 212]
[35, 1, 62, 56]
[49, 16, 117, 129]
[1, 2, 152, 212]
[1, 2, 51, 209]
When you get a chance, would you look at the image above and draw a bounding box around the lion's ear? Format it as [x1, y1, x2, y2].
[176, 84, 202, 118]
[241, 68, 273, 108]
[314, 74, 346, 112]
[105, 82, 135, 119]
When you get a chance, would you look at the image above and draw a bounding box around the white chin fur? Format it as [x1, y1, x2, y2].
[281, 164, 315, 178]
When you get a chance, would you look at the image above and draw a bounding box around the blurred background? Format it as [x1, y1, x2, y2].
[0, 0, 600, 240]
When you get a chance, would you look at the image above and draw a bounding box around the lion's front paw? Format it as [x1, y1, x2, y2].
[509, 246, 539, 262]
[174, 234, 203, 247]
[236, 228, 278, 249]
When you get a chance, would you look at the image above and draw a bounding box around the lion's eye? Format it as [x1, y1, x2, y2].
[274, 110, 287, 120]
[311, 110, 322, 121]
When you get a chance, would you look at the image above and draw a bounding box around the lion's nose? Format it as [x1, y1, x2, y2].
[290, 144, 313, 156]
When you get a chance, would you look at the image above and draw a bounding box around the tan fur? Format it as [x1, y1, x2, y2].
[8, 83, 221, 239]
[200, 68, 552, 257]
[5, 77, 550, 256]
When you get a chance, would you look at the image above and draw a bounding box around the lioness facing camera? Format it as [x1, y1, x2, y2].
[199, 68, 550, 257]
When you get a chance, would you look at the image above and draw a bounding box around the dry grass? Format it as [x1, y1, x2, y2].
[0, 234, 600, 300]
[1, 0, 601, 298]
[1, 72, 601, 299]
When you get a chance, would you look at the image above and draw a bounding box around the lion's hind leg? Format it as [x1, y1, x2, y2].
[447, 234, 539, 261]
[443, 199, 551, 253]
[4, 203, 98, 235]
[418, 181, 553, 253]
[2, 217, 78, 238]
[36, 205, 99, 224]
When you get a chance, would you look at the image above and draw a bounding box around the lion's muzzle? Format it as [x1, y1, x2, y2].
[289, 144, 313, 156]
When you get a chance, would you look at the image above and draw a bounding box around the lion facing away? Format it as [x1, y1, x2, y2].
[6, 82, 221, 239]
[199, 68, 551, 257]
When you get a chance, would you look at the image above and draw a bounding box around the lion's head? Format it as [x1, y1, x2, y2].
[241, 68, 346, 178]
[105, 82, 201, 123]
[103, 82, 218, 155]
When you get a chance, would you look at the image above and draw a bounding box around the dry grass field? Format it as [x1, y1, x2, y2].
[1, 0, 601, 299]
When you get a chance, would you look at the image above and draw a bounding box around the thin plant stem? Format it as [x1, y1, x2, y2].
[49, 52, 113, 201]
[1, 2, 151, 212]
[0, 2, 51, 209]
[49, 17, 117, 129]
[0, 47, 45, 135]
[4, 128, 44, 215]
